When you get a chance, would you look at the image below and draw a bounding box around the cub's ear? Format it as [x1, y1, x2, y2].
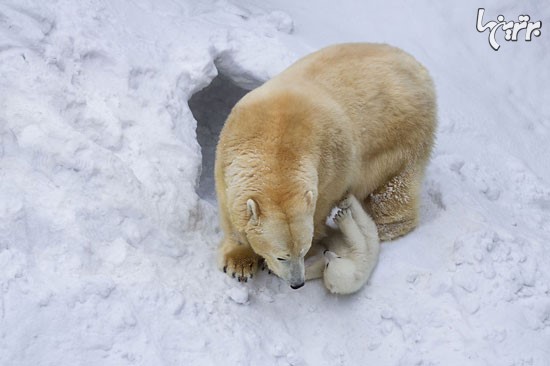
[246, 199, 260, 225]
[305, 190, 316, 209]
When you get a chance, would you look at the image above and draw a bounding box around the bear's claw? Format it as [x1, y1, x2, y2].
[334, 207, 352, 225]
[222, 245, 260, 283]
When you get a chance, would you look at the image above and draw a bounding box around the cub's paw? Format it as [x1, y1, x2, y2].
[222, 246, 261, 282]
[337, 194, 353, 209]
[334, 207, 352, 226]
[323, 249, 341, 261]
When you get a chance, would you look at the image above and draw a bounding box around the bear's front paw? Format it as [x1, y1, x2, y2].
[334, 207, 352, 225]
[222, 246, 261, 282]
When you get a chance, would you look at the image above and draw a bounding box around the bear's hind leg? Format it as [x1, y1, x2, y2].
[338, 194, 379, 244]
[364, 163, 423, 241]
[333, 207, 366, 252]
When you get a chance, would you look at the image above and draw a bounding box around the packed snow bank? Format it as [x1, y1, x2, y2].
[1, 0, 549, 365]
[0, 0, 295, 364]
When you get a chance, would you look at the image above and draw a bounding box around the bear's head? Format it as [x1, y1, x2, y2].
[243, 190, 316, 289]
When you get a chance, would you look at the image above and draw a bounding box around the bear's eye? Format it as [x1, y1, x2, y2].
[277, 257, 287, 261]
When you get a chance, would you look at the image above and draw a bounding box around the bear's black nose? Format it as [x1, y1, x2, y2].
[290, 282, 304, 290]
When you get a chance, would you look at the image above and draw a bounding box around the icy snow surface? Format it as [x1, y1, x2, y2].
[1, 0, 549, 365]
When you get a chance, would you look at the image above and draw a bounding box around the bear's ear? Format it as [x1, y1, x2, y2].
[246, 199, 260, 225]
[305, 190, 316, 210]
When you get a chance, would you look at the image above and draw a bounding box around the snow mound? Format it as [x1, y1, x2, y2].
[0, 0, 295, 364]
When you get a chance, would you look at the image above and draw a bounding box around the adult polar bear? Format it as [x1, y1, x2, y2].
[215, 43, 436, 289]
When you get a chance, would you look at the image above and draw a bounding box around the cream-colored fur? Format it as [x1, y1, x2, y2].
[305, 194, 380, 294]
[215, 43, 436, 288]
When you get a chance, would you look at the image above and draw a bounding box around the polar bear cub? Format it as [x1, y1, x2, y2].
[306, 194, 380, 294]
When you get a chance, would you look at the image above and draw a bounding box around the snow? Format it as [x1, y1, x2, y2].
[1, 0, 549, 365]
[226, 286, 250, 305]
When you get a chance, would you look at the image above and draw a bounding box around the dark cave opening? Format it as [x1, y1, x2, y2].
[189, 73, 250, 202]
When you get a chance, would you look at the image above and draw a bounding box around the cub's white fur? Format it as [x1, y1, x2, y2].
[306, 194, 380, 294]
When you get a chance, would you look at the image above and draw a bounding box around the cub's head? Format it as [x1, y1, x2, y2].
[243, 190, 316, 289]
